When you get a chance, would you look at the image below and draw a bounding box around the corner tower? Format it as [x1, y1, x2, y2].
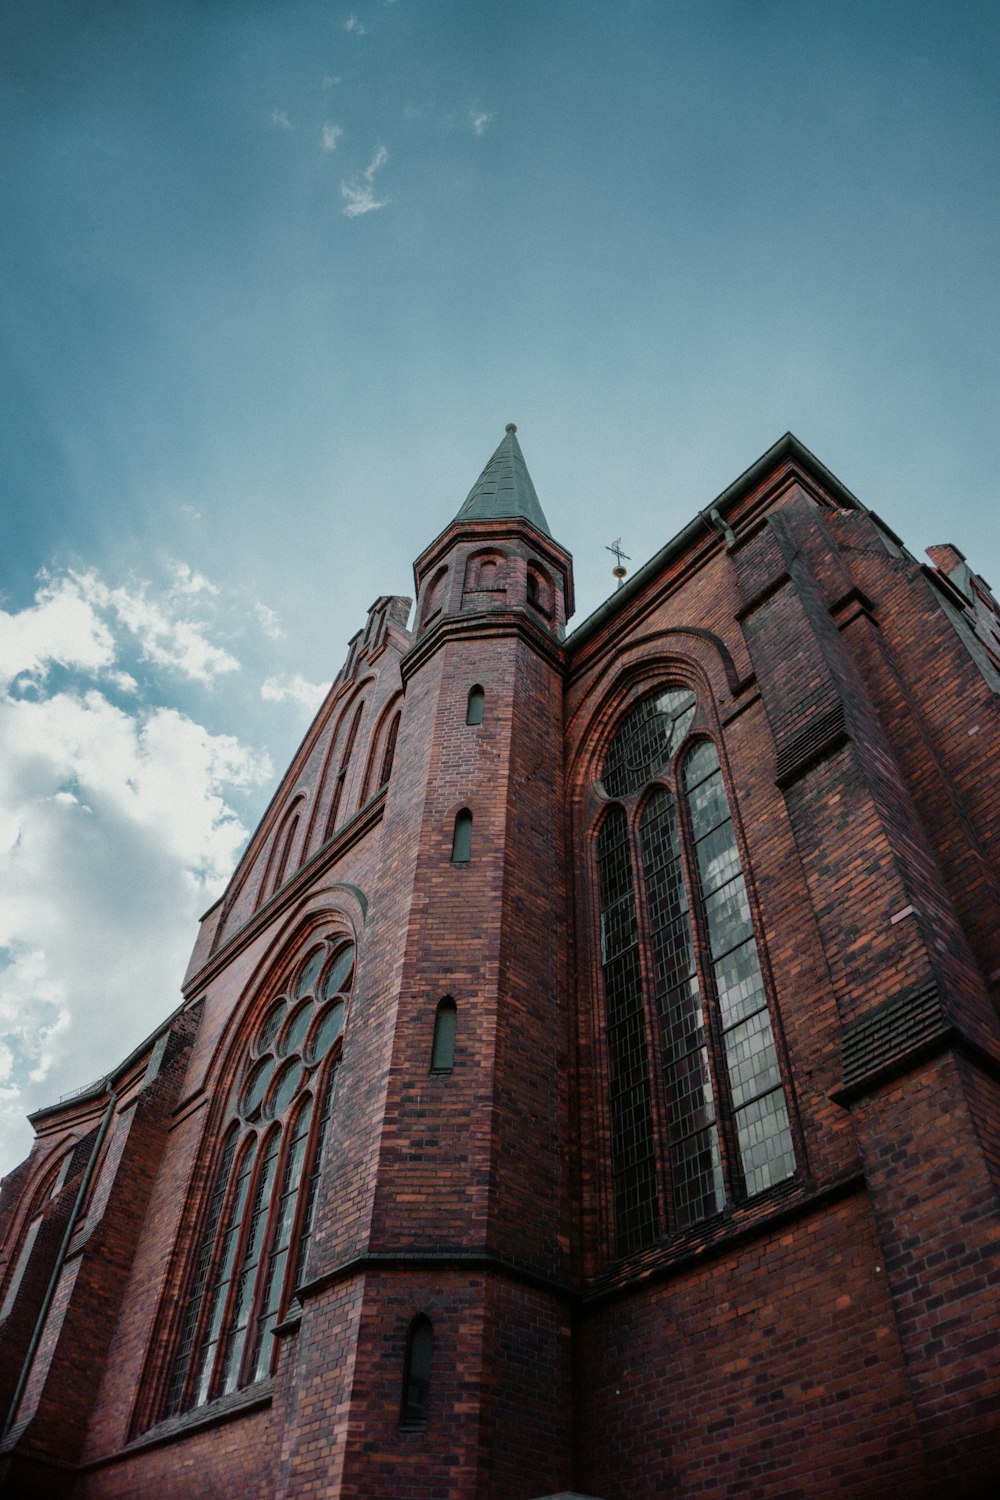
[328, 427, 575, 1498]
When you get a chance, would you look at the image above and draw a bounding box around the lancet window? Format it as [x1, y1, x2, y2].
[596, 687, 794, 1255]
[163, 933, 355, 1417]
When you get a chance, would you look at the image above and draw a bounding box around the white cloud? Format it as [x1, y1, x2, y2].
[470, 109, 494, 137]
[322, 122, 345, 153]
[341, 145, 389, 218]
[271, 109, 292, 129]
[254, 601, 284, 640]
[0, 568, 273, 1177]
[70, 569, 241, 684]
[344, 15, 366, 35]
[322, 75, 342, 88]
[0, 573, 115, 688]
[261, 673, 328, 713]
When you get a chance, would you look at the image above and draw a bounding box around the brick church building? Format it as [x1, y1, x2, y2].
[2, 427, 999, 1498]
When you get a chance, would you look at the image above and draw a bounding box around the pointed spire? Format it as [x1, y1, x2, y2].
[453, 424, 552, 538]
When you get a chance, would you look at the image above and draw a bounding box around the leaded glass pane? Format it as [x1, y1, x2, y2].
[686, 766, 729, 840]
[670, 1127, 725, 1228]
[639, 782, 724, 1227]
[683, 739, 720, 792]
[597, 808, 659, 1254]
[693, 820, 742, 896]
[723, 1009, 782, 1108]
[714, 940, 766, 1029]
[735, 1090, 795, 1195]
[703, 874, 753, 955]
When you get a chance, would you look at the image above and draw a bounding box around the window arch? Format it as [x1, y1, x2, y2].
[430, 998, 456, 1073]
[451, 809, 473, 864]
[595, 687, 794, 1255]
[163, 934, 356, 1417]
[400, 1314, 434, 1427]
[466, 686, 485, 726]
[526, 563, 552, 614]
[422, 566, 448, 624]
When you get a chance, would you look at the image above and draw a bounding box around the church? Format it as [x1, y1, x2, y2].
[2, 427, 999, 1499]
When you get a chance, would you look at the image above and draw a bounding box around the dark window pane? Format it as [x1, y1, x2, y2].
[670, 1126, 725, 1227]
[466, 686, 485, 726]
[401, 1318, 434, 1425]
[451, 809, 473, 863]
[431, 999, 456, 1072]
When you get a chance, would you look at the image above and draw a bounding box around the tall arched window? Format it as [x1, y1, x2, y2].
[430, 998, 456, 1073]
[378, 710, 401, 789]
[400, 1315, 434, 1427]
[163, 934, 355, 1418]
[596, 688, 794, 1254]
[451, 809, 473, 864]
[326, 702, 364, 839]
[267, 809, 300, 899]
[466, 686, 485, 726]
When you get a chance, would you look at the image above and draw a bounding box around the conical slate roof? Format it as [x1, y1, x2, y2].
[453, 424, 552, 537]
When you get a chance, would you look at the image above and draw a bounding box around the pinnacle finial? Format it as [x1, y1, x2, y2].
[505, 422, 517, 433]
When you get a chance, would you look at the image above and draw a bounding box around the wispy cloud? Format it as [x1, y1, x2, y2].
[344, 14, 366, 35]
[470, 109, 494, 137]
[271, 109, 292, 130]
[322, 122, 345, 153]
[261, 673, 328, 713]
[341, 145, 389, 218]
[254, 602, 284, 640]
[322, 75, 342, 88]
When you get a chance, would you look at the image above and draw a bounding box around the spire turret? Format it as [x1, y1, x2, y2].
[453, 423, 552, 538]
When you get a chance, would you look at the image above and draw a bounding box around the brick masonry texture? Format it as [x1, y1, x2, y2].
[1, 433, 999, 1499]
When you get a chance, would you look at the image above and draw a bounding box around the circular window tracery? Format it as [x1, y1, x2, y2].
[235, 938, 355, 1123]
[601, 688, 696, 799]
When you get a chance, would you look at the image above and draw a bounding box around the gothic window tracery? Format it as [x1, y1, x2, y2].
[596, 687, 794, 1256]
[163, 933, 355, 1417]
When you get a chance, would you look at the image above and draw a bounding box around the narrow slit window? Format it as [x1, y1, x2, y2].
[466, 686, 485, 726]
[451, 809, 473, 864]
[400, 1315, 434, 1426]
[431, 998, 456, 1073]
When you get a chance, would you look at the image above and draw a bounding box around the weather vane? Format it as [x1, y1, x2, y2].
[606, 538, 631, 590]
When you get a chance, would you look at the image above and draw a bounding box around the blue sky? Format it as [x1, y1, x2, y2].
[1, 0, 998, 1174]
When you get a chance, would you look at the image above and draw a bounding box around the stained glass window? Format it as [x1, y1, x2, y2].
[164, 934, 354, 1417]
[596, 690, 794, 1252]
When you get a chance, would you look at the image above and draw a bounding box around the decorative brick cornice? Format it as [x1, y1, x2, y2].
[400, 609, 566, 683]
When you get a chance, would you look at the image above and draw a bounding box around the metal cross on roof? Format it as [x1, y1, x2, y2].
[606, 538, 631, 589]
